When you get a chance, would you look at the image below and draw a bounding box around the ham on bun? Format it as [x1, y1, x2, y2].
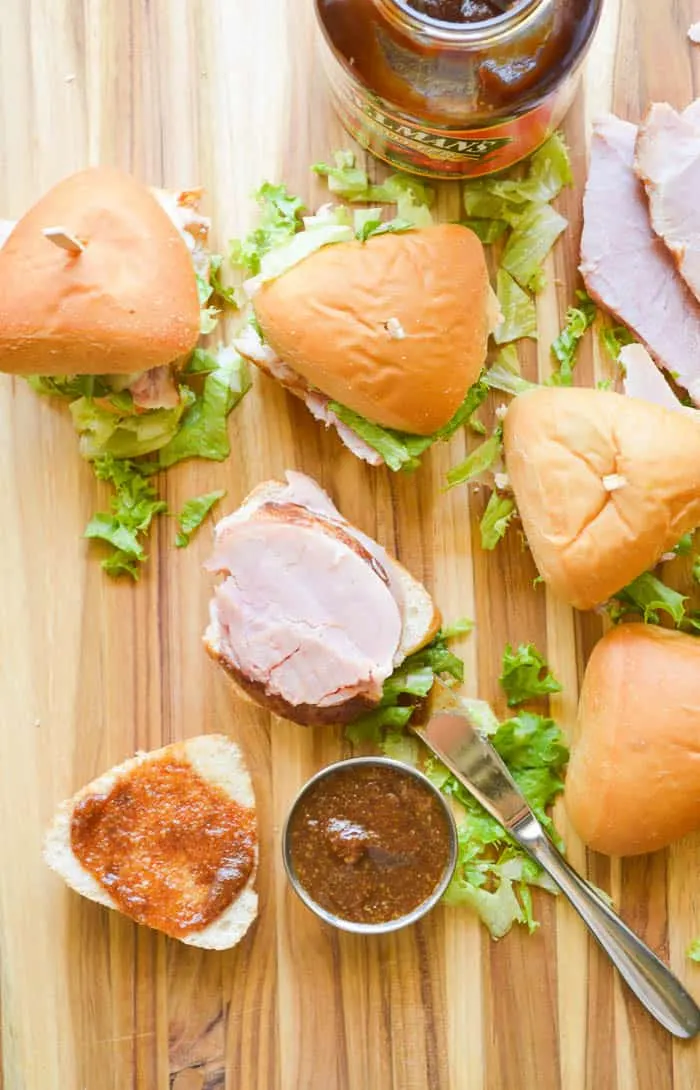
[236, 223, 498, 469]
[564, 623, 700, 856]
[204, 471, 441, 726]
[503, 386, 700, 610]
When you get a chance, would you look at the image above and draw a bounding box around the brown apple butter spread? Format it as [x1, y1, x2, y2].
[407, 0, 517, 21]
[71, 756, 257, 938]
[287, 762, 452, 924]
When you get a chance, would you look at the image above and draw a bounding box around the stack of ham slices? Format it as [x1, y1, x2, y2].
[581, 102, 700, 404]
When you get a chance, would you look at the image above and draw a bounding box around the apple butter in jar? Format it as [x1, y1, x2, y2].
[315, 0, 603, 178]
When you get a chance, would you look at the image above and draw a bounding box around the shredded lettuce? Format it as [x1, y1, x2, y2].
[446, 429, 502, 489]
[499, 643, 562, 707]
[244, 223, 354, 293]
[501, 204, 567, 294]
[480, 492, 516, 550]
[608, 572, 688, 627]
[355, 216, 415, 241]
[688, 939, 700, 963]
[462, 218, 509, 244]
[549, 291, 596, 386]
[329, 379, 488, 473]
[494, 268, 538, 344]
[229, 182, 304, 276]
[27, 374, 114, 400]
[84, 456, 167, 579]
[175, 489, 226, 548]
[313, 152, 435, 222]
[69, 388, 195, 460]
[345, 626, 467, 746]
[484, 344, 537, 397]
[600, 322, 636, 362]
[158, 347, 250, 469]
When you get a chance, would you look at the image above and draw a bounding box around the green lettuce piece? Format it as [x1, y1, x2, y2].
[27, 374, 114, 400]
[499, 643, 562, 706]
[158, 348, 251, 468]
[609, 572, 688, 627]
[688, 939, 700, 963]
[462, 133, 571, 222]
[440, 617, 475, 640]
[245, 223, 354, 290]
[524, 132, 574, 203]
[549, 291, 596, 386]
[345, 626, 467, 747]
[600, 322, 636, 362]
[329, 379, 488, 473]
[675, 533, 694, 557]
[69, 387, 195, 460]
[313, 152, 435, 223]
[208, 253, 238, 306]
[229, 182, 304, 275]
[175, 489, 226, 548]
[480, 492, 516, 550]
[446, 430, 502, 489]
[484, 344, 537, 397]
[303, 204, 353, 230]
[84, 456, 167, 579]
[312, 151, 375, 200]
[494, 268, 538, 344]
[501, 203, 568, 293]
[356, 216, 415, 241]
[461, 218, 509, 244]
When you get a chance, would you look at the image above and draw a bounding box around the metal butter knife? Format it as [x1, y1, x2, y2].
[412, 706, 700, 1040]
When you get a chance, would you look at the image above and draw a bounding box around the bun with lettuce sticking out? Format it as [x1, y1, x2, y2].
[0, 168, 250, 577]
[231, 158, 501, 471]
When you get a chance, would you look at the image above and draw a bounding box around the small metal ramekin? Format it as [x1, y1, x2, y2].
[281, 755, 458, 934]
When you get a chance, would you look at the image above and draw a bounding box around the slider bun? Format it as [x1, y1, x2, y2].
[253, 225, 492, 436]
[44, 735, 257, 950]
[565, 624, 700, 856]
[0, 168, 200, 376]
[503, 386, 700, 610]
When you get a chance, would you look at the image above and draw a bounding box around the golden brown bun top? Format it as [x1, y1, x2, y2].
[0, 167, 200, 376]
[253, 224, 491, 436]
[565, 623, 700, 856]
[503, 386, 700, 610]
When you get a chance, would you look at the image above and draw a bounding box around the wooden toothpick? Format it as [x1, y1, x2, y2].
[42, 226, 85, 255]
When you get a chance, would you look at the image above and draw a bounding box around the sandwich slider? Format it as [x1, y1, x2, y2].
[503, 386, 700, 610]
[565, 623, 700, 856]
[204, 471, 440, 726]
[44, 735, 257, 949]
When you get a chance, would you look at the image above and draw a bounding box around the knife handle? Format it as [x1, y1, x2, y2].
[512, 814, 700, 1040]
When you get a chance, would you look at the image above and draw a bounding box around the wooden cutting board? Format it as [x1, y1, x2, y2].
[1, 1, 699, 1087]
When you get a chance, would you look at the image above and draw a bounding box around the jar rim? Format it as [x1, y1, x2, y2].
[385, 0, 544, 40]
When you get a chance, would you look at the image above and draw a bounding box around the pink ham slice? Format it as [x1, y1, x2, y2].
[205, 472, 403, 711]
[580, 114, 700, 400]
[636, 102, 700, 315]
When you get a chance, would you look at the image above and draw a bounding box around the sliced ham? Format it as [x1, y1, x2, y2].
[127, 364, 181, 410]
[235, 325, 385, 467]
[580, 114, 700, 399]
[620, 344, 686, 411]
[204, 472, 403, 714]
[635, 102, 700, 307]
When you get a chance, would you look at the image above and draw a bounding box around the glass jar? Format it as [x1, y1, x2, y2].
[315, 0, 603, 178]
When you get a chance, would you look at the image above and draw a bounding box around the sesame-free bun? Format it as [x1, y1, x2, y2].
[253, 224, 492, 436]
[503, 386, 700, 610]
[0, 167, 200, 376]
[565, 624, 700, 856]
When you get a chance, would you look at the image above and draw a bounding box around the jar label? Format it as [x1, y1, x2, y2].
[324, 51, 576, 179]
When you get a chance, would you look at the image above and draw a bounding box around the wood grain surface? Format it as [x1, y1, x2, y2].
[1, 1, 699, 1087]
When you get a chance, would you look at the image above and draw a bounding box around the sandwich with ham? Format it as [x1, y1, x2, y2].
[233, 187, 499, 471]
[204, 471, 441, 726]
[565, 623, 700, 856]
[502, 385, 700, 610]
[0, 168, 249, 575]
[44, 735, 258, 949]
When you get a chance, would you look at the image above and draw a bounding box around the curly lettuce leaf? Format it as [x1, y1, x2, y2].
[494, 268, 538, 344]
[499, 643, 562, 707]
[549, 291, 596, 386]
[480, 492, 516, 550]
[158, 347, 251, 469]
[446, 430, 502, 489]
[600, 322, 636, 362]
[229, 182, 304, 276]
[175, 489, 226, 548]
[84, 456, 167, 579]
[608, 572, 688, 627]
